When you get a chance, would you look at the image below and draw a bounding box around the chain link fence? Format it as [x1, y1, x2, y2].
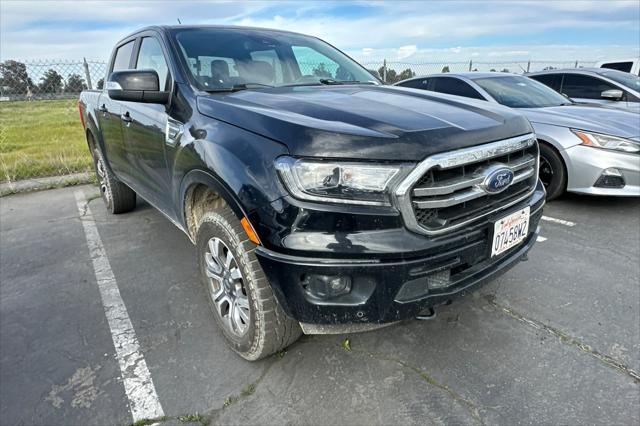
[358, 59, 597, 83]
[0, 57, 599, 100]
[0, 59, 108, 101]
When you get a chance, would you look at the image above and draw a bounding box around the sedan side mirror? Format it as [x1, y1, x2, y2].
[601, 89, 623, 101]
[107, 70, 170, 104]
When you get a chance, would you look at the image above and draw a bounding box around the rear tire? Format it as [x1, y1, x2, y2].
[91, 148, 136, 214]
[538, 143, 566, 201]
[196, 203, 301, 361]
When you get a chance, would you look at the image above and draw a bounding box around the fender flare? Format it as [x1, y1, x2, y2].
[178, 168, 248, 228]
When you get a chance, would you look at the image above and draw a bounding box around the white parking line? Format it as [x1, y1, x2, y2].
[541, 215, 576, 227]
[75, 191, 164, 422]
[537, 236, 547, 242]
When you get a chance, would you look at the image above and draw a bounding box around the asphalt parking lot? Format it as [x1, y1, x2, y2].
[1, 184, 638, 426]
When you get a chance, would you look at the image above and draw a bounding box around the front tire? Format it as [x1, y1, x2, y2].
[91, 148, 136, 214]
[196, 204, 301, 361]
[538, 143, 567, 201]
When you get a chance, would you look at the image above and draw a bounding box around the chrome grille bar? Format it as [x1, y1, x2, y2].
[394, 133, 538, 236]
[413, 153, 536, 197]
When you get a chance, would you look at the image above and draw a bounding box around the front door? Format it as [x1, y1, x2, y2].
[121, 36, 173, 212]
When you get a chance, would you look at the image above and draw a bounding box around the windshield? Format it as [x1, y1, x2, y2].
[474, 75, 571, 108]
[599, 70, 640, 91]
[171, 27, 378, 90]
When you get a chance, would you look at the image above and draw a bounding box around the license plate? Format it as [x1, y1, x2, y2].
[491, 207, 530, 257]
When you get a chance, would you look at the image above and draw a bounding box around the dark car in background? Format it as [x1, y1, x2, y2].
[79, 25, 544, 360]
[527, 68, 640, 113]
[395, 73, 640, 200]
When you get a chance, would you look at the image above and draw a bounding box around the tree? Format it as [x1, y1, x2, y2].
[397, 68, 415, 81]
[65, 74, 86, 92]
[96, 78, 104, 90]
[441, 65, 450, 73]
[0, 60, 34, 95]
[39, 69, 63, 93]
[312, 63, 332, 78]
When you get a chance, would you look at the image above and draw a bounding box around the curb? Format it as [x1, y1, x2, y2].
[0, 172, 94, 197]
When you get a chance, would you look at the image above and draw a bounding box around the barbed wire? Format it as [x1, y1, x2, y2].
[0, 58, 599, 100]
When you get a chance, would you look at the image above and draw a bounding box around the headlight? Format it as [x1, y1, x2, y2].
[572, 130, 639, 153]
[274, 156, 411, 206]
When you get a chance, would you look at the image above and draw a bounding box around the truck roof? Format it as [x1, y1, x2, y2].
[120, 24, 311, 41]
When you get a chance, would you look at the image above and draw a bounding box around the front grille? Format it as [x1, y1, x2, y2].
[396, 134, 538, 236]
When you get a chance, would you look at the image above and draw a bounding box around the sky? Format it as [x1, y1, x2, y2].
[1, 0, 639, 64]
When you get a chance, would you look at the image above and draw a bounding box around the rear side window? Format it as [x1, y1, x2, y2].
[529, 74, 562, 92]
[136, 37, 170, 90]
[601, 62, 633, 73]
[431, 77, 485, 100]
[561, 74, 617, 99]
[112, 41, 135, 72]
[397, 79, 429, 89]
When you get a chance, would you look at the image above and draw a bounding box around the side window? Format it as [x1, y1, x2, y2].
[136, 37, 170, 90]
[431, 77, 485, 100]
[530, 74, 561, 92]
[561, 74, 617, 99]
[291, 46, 342, 79]
[112, 41, 135, 72]
[397, 79, 430, 90]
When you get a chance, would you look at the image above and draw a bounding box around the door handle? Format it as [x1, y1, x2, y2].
[120, 112, 133, 123]
[98, 104, 108, 112]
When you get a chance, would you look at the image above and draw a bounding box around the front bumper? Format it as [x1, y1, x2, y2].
[254, 182, 545, 325]
[564, 145, 640, 196]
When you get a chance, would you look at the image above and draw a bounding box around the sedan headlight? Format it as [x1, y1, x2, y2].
[572, 130, 639, 153]
[274, 156, 411, 206]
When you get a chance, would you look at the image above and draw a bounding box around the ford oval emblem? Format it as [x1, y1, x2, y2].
[481, 167, 514, 194]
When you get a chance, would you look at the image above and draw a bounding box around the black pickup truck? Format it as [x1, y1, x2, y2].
[79, 25, 545, 360]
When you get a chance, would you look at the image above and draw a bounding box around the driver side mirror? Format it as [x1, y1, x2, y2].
[107, 70, 169, 104]
[600, 89, 623, 101]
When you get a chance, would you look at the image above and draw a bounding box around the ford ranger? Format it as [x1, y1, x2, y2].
[78, 25, 545, 360]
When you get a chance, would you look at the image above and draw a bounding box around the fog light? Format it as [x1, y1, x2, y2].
[302, 274, 352, 299]
[594, 168, 625, 188]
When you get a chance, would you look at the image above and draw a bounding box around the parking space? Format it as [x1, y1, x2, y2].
[1, 185, 638, 425]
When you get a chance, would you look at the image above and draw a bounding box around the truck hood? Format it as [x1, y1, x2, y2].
[197, 85, 532, 161]
[520, 104, 640, 139]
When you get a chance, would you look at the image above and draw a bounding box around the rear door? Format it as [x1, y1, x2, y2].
[120, 34, 173, 212]
[98, 40, 135, 178]
[429, 77, 486, 100]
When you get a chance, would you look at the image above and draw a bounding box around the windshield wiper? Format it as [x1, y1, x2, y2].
[205, 83, 274, 93]
[318, 79, 376, 85]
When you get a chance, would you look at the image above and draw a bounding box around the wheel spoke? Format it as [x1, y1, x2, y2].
[208, 238, 221, 261]
[237, 303, 250, 324]
[236, 295, 249, 310]
[224, 250, 233, 269]
[230, 267, 242, 280]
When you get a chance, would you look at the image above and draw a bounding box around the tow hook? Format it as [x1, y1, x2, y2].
[415, 307, 436, 320]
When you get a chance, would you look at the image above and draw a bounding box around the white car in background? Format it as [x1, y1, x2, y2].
[596, 58, 640, 76]
[395, 73, 640, 200]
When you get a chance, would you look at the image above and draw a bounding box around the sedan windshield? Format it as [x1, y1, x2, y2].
[172, 27, 378, 90]
[599, 70, 640, 91]
[474, 75, 571, 108]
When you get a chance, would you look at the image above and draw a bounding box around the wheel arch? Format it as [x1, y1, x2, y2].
[179, 169, 249, 241]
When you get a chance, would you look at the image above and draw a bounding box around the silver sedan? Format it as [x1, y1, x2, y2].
[395, 73, 640, 199]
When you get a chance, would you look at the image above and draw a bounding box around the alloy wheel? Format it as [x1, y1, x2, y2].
[539, 155, 554, 188]
[204, 237, 251, 337]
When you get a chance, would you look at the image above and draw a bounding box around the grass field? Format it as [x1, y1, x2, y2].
[0, 99, 92, 182]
